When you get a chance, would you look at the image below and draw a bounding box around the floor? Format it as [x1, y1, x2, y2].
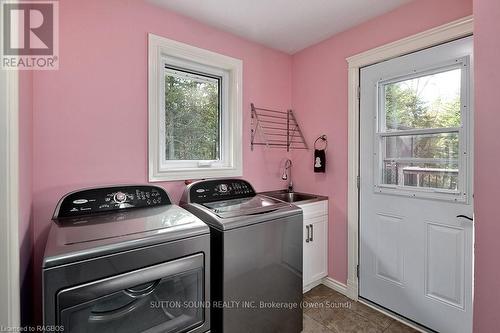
[303, 285, 419, 333]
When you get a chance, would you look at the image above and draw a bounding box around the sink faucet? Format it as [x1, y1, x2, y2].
[281, 159, 293, 192]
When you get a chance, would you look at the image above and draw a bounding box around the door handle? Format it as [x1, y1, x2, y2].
[457, 214, 474, 222]
[89, 295, 150, 322]
[310, 224, 314, 242]
[306, 225, 310, 243]
[124, 279, 160, 298]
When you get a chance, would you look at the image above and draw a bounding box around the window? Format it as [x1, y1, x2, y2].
[376, 59, 470, 199]
[148, 34, 242, 181]
[164, 67, 221, 161]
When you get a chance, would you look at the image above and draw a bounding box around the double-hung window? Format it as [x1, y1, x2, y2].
[376, 57, 471, 201]
[148, 34, 242, 181]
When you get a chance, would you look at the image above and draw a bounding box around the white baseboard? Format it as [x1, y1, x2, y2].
[303, 279, 323, 293]
[321, 277, 348, 296]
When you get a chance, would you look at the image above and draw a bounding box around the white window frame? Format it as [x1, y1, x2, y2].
[373, 57, 471, 202]
[148, 33, 242, 181]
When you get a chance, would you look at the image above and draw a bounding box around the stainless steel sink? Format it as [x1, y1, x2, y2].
[261, 190, 325, 204]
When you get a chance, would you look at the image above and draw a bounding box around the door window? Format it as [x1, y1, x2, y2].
[376, 60, 470, 199]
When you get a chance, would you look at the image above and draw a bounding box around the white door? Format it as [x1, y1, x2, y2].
[359, 37, 473, 333]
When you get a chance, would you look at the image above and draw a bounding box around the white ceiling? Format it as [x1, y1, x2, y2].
[147, 0, 412, 54]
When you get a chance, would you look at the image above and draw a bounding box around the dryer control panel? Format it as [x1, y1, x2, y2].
[184, 179, 256, 204]
[53, 185, 171, 220]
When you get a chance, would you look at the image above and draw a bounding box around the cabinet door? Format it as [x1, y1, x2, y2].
[303, 215, 328, 286]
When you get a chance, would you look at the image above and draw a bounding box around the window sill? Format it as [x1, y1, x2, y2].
[149, 166, 242, 182]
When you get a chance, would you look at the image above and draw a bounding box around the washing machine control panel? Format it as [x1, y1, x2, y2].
[187, 179, 256, 204]
[53, 185, 171, 219]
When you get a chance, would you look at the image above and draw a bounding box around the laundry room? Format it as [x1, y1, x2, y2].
[1, 0, 499, 332]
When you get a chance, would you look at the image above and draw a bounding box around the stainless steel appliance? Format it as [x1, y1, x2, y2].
[43, 185, 211, 333]
[180, 179, 303, 333]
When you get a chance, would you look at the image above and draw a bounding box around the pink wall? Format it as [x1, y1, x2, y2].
[473, 0, 500, 331]
[19, 70, 33, 325]
[291, 0, 472, 283]
[31, 0, 292, 320]
[29, 0, 496, 327]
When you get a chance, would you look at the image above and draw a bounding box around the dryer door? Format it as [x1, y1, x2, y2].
[57, 253, 206, 333]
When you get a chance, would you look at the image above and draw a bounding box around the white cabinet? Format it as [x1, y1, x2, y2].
[298, 200, 328, 292]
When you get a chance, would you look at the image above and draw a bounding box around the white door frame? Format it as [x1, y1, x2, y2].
[0, 68, 20, 325]
[345, 15, 474, 300]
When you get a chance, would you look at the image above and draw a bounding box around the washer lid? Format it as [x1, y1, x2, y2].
[59, 205, 205, 244]
[43, 205, 209, 268]
[201, 195, 289, 218]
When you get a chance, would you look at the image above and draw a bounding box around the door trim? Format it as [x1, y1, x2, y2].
[0, 68, 20, 326]
[345, 15, 473, 300]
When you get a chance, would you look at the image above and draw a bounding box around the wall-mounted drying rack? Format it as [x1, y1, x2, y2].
[251, 103, 308, 152]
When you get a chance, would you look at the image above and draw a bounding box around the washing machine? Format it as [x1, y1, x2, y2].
[180, 179, 303, 333]
[43, 185, 211, 333]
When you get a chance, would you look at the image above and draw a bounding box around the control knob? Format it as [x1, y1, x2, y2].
[114, 192, 127, 203]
